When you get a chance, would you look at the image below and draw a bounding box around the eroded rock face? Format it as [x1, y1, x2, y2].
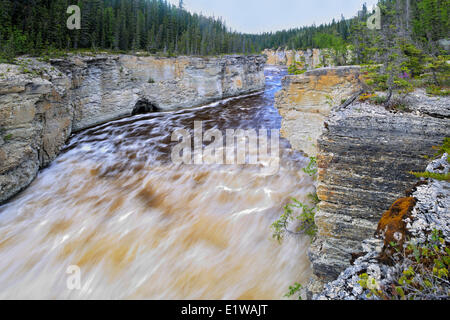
[314, 154, 449, 300]
[309, 92, 450, 291]
[263, 48, 327, 68]
[274, 66, 362, 156]
[0, 63, 73, 203]
[0, 54, 266, 203]
[52, 54, 267, 131]
[263, 48, 354, 68]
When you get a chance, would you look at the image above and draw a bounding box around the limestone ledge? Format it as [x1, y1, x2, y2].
[275, 66, 362, 156]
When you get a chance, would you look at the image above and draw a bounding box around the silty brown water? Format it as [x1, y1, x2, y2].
[0, 66, 314, 299]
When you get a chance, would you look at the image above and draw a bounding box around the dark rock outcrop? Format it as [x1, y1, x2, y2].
[314, 153, 449, 300]
[309, 91, 450, 291]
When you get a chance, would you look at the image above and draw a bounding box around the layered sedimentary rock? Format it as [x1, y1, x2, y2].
[310, 92, 450, 291]
[0, 54, 266, 203]
[52, 54, 266, 131]
[262, 48, 353, 68]
[263, 48, 326, 68]
[263, 49, 326, 69]
[274, 66, 362, 156]
[314, 154, 449, 300]
[275, 66, 450, 295]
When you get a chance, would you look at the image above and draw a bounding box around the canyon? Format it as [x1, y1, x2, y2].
[0, 54, 266, 203]
[0, 65, 315, 299]
[0, 52, 448, 299]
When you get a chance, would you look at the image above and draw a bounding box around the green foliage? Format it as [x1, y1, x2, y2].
[413, 0, 449, 51]
[0, 0, 261, 58]
[3, 134, 13, 141]
[355, 1, 448, 104]
[284, 282, 303, 300]
[358, 273, 382, 298]
[0, 0, 447, 62]
[303, 157, 318, 178]
[271, 198, 318, 243]
[288, 61, 306, 75]
[426, 85, 450, 96]
[0, 28, 29, 63]
[313, 33, 348, 65]
[424, 55, 450, 86]
[148, 77, 155, 84]
[433, 137, 450, 158]
[359, 230, 450, 300]
[401, 42, 427, 77]
[409, 171, 450, 181]
[409, 138, 449, 181]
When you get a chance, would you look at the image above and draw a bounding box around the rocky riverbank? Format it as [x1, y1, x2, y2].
[0, 53, 266, 203]
[262, 48, 352, 68]
[315, 153, 449, 300]
[274, 66, 450, 296]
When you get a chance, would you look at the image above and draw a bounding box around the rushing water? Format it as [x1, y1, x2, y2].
[0, 66, 314, 299]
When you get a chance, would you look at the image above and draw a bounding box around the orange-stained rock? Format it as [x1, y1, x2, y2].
[275, 66, 362, 156]
[376, 197, 417, 253]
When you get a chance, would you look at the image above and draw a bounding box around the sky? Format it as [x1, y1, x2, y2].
[168, 0, 379, 34]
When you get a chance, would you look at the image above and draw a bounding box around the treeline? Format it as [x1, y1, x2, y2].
[260, 0, 448, 55]
[0, 0, 448, 62]
[0, 0, 261, 60]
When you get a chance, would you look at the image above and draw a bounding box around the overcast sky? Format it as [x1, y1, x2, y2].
[168, 0, 379, 34]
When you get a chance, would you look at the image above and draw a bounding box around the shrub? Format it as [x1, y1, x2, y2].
[303, 156, 317, 178]
[426, 85, 450, 96]
[271, 197, 318, 242]
[284, 282, 303, 300]
[358, 230, 450, 300]
[288, 62, 306, 75]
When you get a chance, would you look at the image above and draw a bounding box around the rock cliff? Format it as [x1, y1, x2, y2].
[315, 153, 449, 300]
[310, 93, 449, 290]
[263, 48, 326, 68]
[262, 48, 353, 68]
[274, 66, 450, 295]
[0, 54, 266, 203]
[275, 66, 362, 156]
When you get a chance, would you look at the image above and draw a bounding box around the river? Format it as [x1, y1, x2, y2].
[0, 66, 314, 299]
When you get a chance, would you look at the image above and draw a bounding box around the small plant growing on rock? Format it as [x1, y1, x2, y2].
[426, 85, 450, 96]
[409, 171, 450, 181]
[288, 57, 307, 75]
[409, 138, 450, 181]
[271, 197, 318, 243]
[284, 282, 303, 300]
[303, 156, 318, 178]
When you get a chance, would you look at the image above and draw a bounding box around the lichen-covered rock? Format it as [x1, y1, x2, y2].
[0, 53, 266, 203]
[274, 66, 362, 156]
[314, 154, 450, 300]
[309, 92, 450, 293]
